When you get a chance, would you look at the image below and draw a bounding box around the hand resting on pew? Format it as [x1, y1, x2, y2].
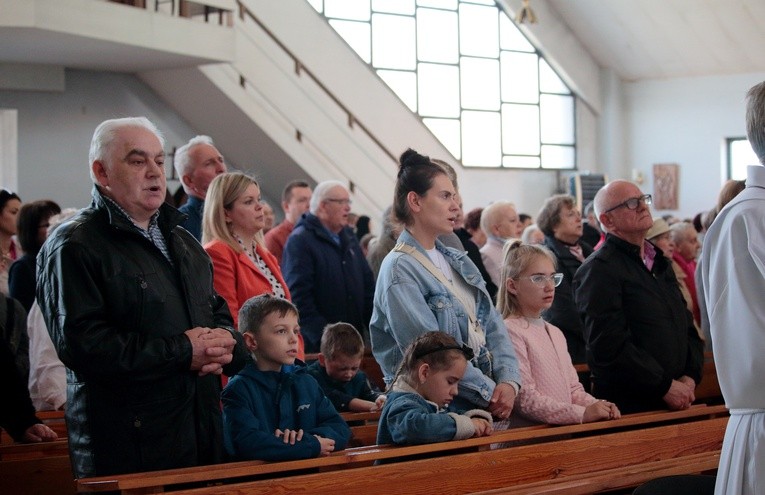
[22, 423, 58, 443]
[583, 400, 621, 423]
[273, 428, 335, 456]
[664, 378, 696, 410]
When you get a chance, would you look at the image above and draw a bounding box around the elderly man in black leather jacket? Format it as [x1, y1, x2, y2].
[573, 180, 703, 414]
[36, 117, 249, 478]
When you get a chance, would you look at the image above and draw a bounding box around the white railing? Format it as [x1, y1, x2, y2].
[106, 0, 235, 25]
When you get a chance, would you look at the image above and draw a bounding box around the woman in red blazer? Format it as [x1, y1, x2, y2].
[202, 172, 305, 360]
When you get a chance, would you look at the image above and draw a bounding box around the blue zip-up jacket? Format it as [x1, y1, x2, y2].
[370, 230, 521, 409]
[222, 362, 351, 461]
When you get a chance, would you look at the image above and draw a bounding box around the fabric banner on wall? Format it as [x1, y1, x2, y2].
[653, 163, 679, 210]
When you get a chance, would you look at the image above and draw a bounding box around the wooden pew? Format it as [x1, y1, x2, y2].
[0, 439, 69, 461]
[347, 423, 378, 447]
[0, 409, 380, 495]
[1, 409, 67, 444]
[360, 350, 385, 392]
[0, 455, 75, 495]
[164, 415, 726, 495]
[471, 451, 720, 495]
[37, 410, 68, 438]
[695, 351, 722, 404]
[339, 411, 381, 424]
[76, 404, 728, 494]
[0, 439, 74, 495]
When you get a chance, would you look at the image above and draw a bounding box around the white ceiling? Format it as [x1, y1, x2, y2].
[4, 1, 764, 82]
[545, 0, 765, 82]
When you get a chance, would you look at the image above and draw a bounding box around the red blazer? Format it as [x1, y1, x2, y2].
[204, 239, 304, 359]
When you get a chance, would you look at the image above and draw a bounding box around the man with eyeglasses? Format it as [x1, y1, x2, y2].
[572, 180, 703, 414]
[282, 180, 375, 353]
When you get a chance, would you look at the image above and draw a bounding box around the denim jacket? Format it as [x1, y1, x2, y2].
[370, 230, 521, 409]
[376, 379, 493, 445]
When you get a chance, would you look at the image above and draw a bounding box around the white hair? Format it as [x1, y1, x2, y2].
[669, 221, 694, 243]
[88, 117, 165, 182]
[480, 201, 516, 235]
[173, 135, 215, 193]
[309, 180, 347, 214]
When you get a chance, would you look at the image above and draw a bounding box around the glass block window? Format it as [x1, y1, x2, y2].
[308, 0, 576, 169]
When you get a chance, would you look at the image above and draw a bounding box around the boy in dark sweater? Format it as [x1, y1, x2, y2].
[307, 323, 386, 413]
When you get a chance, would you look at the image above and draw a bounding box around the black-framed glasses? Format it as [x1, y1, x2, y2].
[517, 273, 564, 287]
[603, 194, 652, 214]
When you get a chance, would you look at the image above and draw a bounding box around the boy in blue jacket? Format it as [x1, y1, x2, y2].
[307, 323, 386, 413]
[222, 295, 350, 461]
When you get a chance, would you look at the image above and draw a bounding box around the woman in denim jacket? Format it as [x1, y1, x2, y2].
[370, 149, 521, 418]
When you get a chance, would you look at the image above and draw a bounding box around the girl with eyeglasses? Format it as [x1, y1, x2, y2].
[497, 240, 620, 426]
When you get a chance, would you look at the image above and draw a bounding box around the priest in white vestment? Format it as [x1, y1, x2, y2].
[698, 80, 765, 495]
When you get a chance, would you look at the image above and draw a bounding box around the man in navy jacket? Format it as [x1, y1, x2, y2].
[281, 180, 374, 353]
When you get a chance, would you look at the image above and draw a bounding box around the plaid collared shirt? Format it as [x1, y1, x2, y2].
[102, 196, 174, 267]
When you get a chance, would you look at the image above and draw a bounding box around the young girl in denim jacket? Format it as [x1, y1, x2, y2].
[376, 332, 493, 445]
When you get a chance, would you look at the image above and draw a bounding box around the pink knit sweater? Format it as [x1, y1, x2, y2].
[504, 316, 598, 426]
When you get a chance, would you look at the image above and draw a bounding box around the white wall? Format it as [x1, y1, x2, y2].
[0, 108, 17, 191]
[0, 69, 211, 208]
[622, 71, 765, 220]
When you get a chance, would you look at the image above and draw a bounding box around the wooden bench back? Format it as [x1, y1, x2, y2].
[76, 404, 728, 494]
[166, 416, 727, 495]
[0, 448, 74, 495]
